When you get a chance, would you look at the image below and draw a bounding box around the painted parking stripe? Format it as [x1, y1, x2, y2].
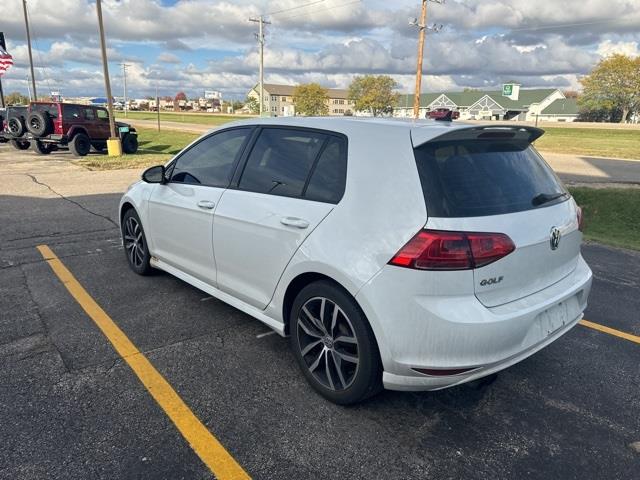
[580, 319, 640, 345]
[36, 245, 250, 480]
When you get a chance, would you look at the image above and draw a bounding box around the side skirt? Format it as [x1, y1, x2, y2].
[150, 257, 286, 336]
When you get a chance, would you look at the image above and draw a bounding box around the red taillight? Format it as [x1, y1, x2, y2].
[389, 230, 515, 270]
[576, 206, 584, 232]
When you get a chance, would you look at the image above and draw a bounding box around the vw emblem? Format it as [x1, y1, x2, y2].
[550, 227, 561, 250]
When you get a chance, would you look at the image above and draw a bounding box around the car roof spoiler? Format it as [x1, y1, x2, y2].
[411, 125, 544, 148]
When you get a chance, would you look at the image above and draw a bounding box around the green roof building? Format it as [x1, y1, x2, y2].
[394, 84, 578, 122]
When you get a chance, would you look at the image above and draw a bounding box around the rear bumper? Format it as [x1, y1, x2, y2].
[356, 255, 592, 391]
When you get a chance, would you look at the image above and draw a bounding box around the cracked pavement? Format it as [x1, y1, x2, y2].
[1, 146, 639, 479]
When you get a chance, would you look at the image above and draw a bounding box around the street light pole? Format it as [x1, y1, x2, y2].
[96, 0, 121, 155]
[22, 0, 37, 100]
[120, 63, 130, 117]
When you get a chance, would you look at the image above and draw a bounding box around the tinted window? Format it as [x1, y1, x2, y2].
[414, 140, 567, 217]
[84, 109, 95, 121]
[304, 136, 347, 204]
[171, 128, 251, 187]
[239, 128, 326, 197]
[63, 106, 81, 122]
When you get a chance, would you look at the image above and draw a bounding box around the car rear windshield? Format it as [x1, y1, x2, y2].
[413, 139, 568, 217]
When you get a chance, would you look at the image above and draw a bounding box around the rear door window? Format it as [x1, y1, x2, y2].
[238, 128, 327, 198]
[414, 140, 567, 217]
[63, 106, 81, 122]
[304, 136, 348, 204]
[84, 109, 95, 121]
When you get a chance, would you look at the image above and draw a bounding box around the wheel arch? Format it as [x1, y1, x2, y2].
[119, 201, 136, 226]
[282, 272, 370, 338]
[68, 126, 89, 139]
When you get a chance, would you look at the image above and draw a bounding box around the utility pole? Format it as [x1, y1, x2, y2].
[96, 0, 120, 155]
[249, 16, 271, 116]
[120, 63, 130, 117]
[410, 0, 444, 119]
[156, 85, 160, 132]
[22, 0, 37, 100]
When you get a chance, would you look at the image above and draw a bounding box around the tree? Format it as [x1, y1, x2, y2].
[348, 75, 398, 116]
[4, 91, 30, 105]
[174, 91, 188, 112]
[245, 96, 260, 114]
[579, 54, 640, 123]
[293, 83, 329, 116]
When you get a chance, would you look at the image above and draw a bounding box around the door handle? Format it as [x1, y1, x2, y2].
[280, 217, 309, 229]
[197, 200, 216, 210]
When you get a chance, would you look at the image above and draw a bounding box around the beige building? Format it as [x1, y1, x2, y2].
[248, 83, 355, 116]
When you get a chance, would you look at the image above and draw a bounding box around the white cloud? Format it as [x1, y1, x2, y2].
[597, 40, 640, 58]
[0, 0, 638, 99]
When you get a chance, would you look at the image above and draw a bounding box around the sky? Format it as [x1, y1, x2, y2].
[1, 0, 639, 100]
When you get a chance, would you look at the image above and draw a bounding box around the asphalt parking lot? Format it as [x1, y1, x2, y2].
[1, 147, 639, 479]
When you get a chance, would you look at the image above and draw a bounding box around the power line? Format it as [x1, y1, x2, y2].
[507, 18, 629, 32]
[274, 0, 362, 22]
[267, 0, 325, 17]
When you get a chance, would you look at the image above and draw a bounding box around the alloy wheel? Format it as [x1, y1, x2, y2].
[123, 216, 145, 268]
[296, 297, 360, 391]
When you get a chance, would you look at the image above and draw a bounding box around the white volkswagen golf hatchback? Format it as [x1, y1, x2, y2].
[119, 117, 592, 404]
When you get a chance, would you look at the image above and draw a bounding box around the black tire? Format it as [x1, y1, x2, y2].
[91, 142, 106, 152]
[121, 209, 153, 275]
[7, 116, 25, 137]
[31, 140, 54, 155]
[26, 111, 52, 137]
[69, 133, 91, 157]
[121, 133, 138, 154]
[290, 281, 382, 405]
[10, 139, 31, 150]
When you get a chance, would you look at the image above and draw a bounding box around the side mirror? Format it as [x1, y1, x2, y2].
[142, 165, 166, 184]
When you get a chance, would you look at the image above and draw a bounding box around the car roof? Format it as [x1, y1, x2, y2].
[211, 116, 485, 145]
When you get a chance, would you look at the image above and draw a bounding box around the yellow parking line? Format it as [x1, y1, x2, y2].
[36, 245, 250, 480]
[580, 319, 640, 345]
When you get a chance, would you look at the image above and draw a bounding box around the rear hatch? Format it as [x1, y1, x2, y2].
[412, 126, 581, 308]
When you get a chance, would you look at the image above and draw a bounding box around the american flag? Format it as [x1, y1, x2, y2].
[0, 44, 14, 78]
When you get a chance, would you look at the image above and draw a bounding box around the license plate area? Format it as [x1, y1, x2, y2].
[537, 300, 571, 337]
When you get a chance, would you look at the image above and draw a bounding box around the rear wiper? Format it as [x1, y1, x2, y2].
[531, 192, 568, 206]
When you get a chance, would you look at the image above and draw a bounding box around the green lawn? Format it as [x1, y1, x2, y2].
[74, 127, 199, 170]
[536, 127, 640, 160]
[116, 111, 250, 126]
[569, 187, 640, 251]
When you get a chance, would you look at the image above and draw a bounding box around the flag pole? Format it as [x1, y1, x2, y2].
[0, 32, 6, 107]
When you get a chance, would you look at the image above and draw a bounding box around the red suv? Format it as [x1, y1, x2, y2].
[427, 108, 460, 121]
[13, 102, 138, 156]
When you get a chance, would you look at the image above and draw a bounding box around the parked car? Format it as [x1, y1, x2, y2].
[1, 105, 31, 150]
[23, 102, 138, 156]
[428, 108, 460, 121]
[1, 102, 138, 156]
[119, 117, 592, 404]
